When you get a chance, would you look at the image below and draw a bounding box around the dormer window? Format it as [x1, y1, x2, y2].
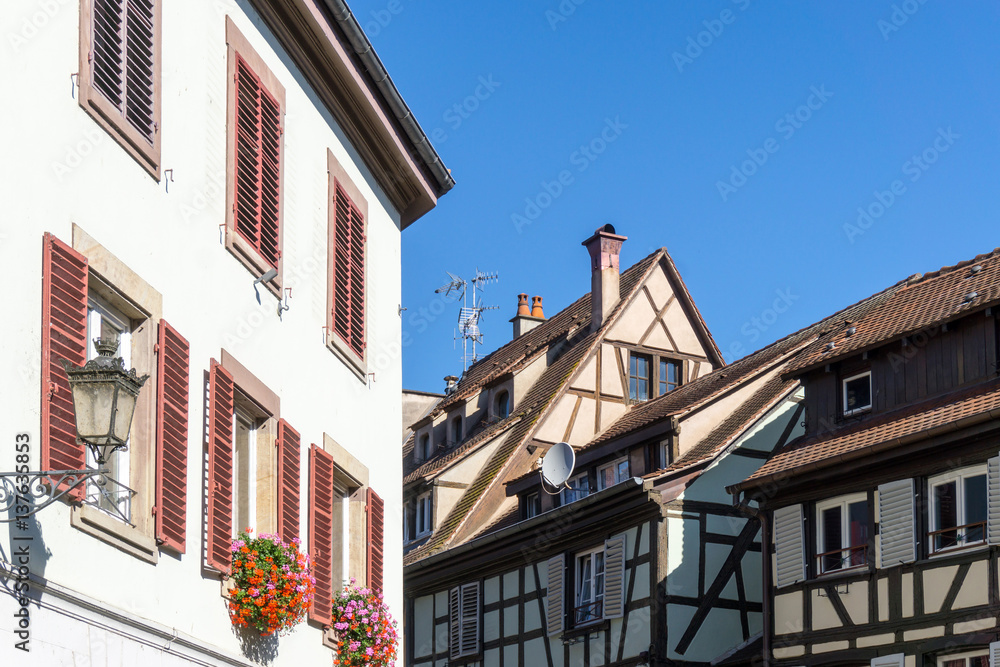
[451, 415, 463, 445]
[596, 457, 629, 491]
[495, 390, 510, 419]
[842, 371, 872, 416]
[418, 433, 432, 462]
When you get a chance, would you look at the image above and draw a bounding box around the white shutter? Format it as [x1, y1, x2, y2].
[603, 535, 627, 619]
[546, 554, 565, 636]
[774, 504, 805, 588]
[878, 479, 916, 567]
[460, 582, 480, 656]
[871, 653, 905, 667]
[988, 457, 1000, 545]
[989, 640, 1000, 667]
[448, 586, 461, 659]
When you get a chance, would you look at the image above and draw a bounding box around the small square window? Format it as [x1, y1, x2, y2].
[842, 371, 872, 415]
[561, 473, 590, 505]
[659, 359, 682, 395]
[524, 492, 540, 519]
[596, 457, 629, 491]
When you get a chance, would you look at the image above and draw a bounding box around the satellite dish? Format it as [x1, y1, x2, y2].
[540, 442, 576, 491]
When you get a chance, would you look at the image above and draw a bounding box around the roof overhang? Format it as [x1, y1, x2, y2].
[248, 0, 454, 227]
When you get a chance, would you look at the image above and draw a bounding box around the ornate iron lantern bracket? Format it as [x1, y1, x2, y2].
[0, 468, 110, 522]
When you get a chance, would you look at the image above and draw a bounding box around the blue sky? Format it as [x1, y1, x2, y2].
[349, 0, 1000, 393]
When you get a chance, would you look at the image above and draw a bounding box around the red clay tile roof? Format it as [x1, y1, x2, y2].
[733, 378, 1000, 490]
[583, 284, 898, 450]
[403, 329, 598, 565]
[417, 247, 719, 425]
[648, 374, 800, 478]
[785, 247, 1000, 375]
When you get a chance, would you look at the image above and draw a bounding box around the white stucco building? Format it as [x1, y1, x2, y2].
[0, 0, 452, 664]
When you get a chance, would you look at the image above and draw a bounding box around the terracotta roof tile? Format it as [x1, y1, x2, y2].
[736, 378, 1000, 488]
[786, 247, 1000, 375]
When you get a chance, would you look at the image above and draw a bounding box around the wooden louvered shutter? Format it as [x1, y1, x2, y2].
[154, 320, 189, 553]
[988, 456, 1000, 545]
[332, 183, 365, 357]
[41, 233, 88, 500]
[546, 554, 565, 636]
[234, 55, 281, 269]
[990, 641, 1000, 667]
[602, 535, 627, 619]
[276, 419, 300, 544]
[309, 444, 335, 625]
[460, 582, 480, 656]
[366, 488, 385, 594]
[205, 360, 234, 572]
[449, 586, 461, 658]
[91, 0, 157, 143]
[773, 504, 805, 588]
[878, 479, 916, 567]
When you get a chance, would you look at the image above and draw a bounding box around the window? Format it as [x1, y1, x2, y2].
[629, 353, 651, 402]
[451, 415, 463, 445]
[225, 17, 285, 297]
[79, 0, 161, 177]
[815, 494, 869, 574]
[561, 473, 590, 505]
[929, 466, 987, 553]
[233, 407, 259, 533]
[327, 150, 368, 372]
[597, 457, 629, 491]
[843, 371, 872, 415]
[574, 547, 605, 625]
[937, 651, 988, 667]
[659, 359, 682, 395]
[415, 491, 433, 538]
[495, 390, 510, 419]
[84, 296, 135, 522]
[417, 433, 432, 462]
[658, 439, 672, 470]
[524, 492, 540, 519]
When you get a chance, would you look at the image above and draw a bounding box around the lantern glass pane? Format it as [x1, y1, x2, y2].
[113, 387, 137, 443]
[73, 382, 114, 439]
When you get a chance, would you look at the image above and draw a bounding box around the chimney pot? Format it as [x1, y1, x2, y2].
[444, 375, 459, 394]
[516, 293, 531, 317]
[530, 296, 545, 319]
[582, 225, 627, 330]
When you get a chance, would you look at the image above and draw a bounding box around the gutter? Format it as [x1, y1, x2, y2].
[321, 0, 455, 197]
[729, 405, 1000, 495]
[405, 477, 649, 574]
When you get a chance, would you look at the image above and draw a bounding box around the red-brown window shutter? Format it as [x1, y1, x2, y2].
[41, 233, 88, 500]
[308, 444, 334, 625]
[155, 319, 190, 553]
[331, 182, 365, 357]
[92, 0, 157, 143]
[233, 54, 281, 269]
[366, 487, 385, 594]
[276, 418, 301, 544]
[206, 359, 234, 572]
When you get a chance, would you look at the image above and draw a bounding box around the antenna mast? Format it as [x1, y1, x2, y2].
[435, 269, 499, 372]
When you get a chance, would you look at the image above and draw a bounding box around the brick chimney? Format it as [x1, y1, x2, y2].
[510, 293, 545, 339]
[582, 224, 627, 331]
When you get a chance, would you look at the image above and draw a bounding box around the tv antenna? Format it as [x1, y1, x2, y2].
[435, 269, 499, 371]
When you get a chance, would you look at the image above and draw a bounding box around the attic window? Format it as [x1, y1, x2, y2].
[495, 390, 510, 419]
[842, 371, 872, 416]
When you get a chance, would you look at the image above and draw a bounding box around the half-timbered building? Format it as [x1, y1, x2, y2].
[402, 227, 918, 666]
[729, 248, 1000, 667]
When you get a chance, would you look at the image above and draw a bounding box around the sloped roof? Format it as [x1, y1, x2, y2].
[785, 247, 1000, 375]
[733, 378, 1000, 489]
[584, 284, 899, 450]
[404, 330, 598, 565]
[403, 414, 521, 485]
